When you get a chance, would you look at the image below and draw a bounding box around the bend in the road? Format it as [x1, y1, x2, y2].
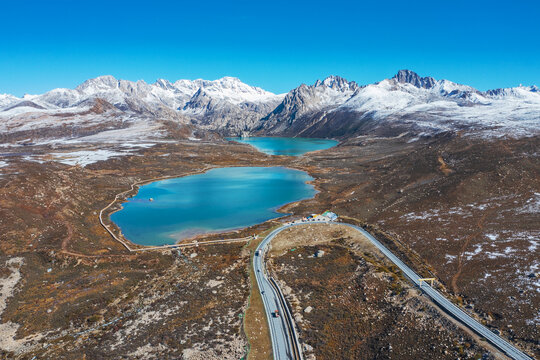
[253, 220, 532, 360]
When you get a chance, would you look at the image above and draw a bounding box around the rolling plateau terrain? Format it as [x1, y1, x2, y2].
[0, 70, 538, 359]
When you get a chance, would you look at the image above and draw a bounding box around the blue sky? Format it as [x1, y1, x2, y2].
[1, 0, 539, 95]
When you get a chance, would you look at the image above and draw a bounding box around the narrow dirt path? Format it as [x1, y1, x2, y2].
[60, 217, 73, 251]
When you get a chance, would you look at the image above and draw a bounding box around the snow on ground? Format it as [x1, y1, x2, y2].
[464, 244, 483, 260]
[402, 201, 509, 223]
[0, 106, 97, 133]
[516, 193, 540, 214]
[50, 149, 133, 167]
[0, 161, 8, 176]
[0, 108, 172, 157]
[445, 254, 457, 263]
[119, 143, 156, 148]
[22, 155, 45, 164]
[67, 118, 166, 144]
[206, 279, 224, 288]
[128, 343, 169, 359]
[485, 247, 518, 259]
[0, 258, 24, 315]
[486, 234, 499, 241]
[111, 303, 185, 351]
[473, 230, 540, 260]
[402, 209, 440, 221]
[0, 257, 43, 354]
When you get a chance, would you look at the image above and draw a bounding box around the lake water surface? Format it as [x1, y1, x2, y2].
[227, 137, 338, 156]
[111, 167, 317, 246]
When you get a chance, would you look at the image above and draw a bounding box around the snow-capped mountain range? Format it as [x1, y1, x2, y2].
[258, 70, 540, 138]
[1, 70, 539, 142]
[1, 75, 283, 123]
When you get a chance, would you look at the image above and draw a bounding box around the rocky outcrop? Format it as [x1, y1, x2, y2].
[393, 69, 436, 89]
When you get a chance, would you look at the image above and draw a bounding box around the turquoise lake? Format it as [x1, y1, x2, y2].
[226, 137, 338, 156]
[110, 167, 317, 246]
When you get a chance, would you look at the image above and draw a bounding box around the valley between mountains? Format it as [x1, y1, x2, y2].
[0, 70, 538, 359]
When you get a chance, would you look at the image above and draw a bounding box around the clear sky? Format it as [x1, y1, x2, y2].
[1, 0, 539, 96]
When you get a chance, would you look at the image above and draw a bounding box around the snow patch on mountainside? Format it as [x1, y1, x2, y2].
[0, 94, 21, 109]
[50, 149, 133, 167]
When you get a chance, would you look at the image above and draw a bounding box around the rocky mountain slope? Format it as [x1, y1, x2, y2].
[1, 70, 538, 143]
[182, 77, 283, 134]
[0, 76, 282, 145]
[257, 70, 540, 139]
[2, 75, 282, 119]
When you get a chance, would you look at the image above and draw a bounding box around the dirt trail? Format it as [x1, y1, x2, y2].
[59, 250, 137, 260]
[60, 216, 73, 251]
[437, 155, 453, 175]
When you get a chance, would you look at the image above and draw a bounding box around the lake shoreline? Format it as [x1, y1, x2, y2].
[108, 166, 318, 247]
[226, 136, 338, 156]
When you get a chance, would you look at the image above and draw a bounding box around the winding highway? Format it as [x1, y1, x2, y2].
[254, 223, 304, 360]
[253, 220, 533, 360]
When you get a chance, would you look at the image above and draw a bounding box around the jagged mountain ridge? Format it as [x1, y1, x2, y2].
[257, 70, 540, 138]
[262, 75, 358, 123]
[2, 75, 283, 124]
[182, 77, 284, 133]
[1, 70, 539, 139]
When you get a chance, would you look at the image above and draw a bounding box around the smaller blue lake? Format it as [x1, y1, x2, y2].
[110, 167, 317, 246]
[227, 137, 338, 156]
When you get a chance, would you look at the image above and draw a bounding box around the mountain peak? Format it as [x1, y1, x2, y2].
[314, 75, 357, 91]
[86, 75, 118, 84]
[76, 75, 119, 92]
[154, 78, 175, 90]
[393, 69, 436, 89]
[218, 76, 242, 82]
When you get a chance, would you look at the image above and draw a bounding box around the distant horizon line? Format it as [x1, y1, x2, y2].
[2, 69, 538, 97]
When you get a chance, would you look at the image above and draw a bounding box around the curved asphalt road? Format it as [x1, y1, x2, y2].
[254, 221, 532, 360]
[254, 223, 304, 360]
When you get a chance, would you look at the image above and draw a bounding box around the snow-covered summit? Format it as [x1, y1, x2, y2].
[0, 75, 283, 119]
[393, 69, 437, 89]
[314, 75, 358, 92]
[485, 85, 540, 100]
[263, 75, 358, 121]
[259, 70, 540, 138]
[0, 94, 21, 109]
[184, 76, 283, 105]
[0, 70, 538, 139]
[76, 75, 121, 93]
